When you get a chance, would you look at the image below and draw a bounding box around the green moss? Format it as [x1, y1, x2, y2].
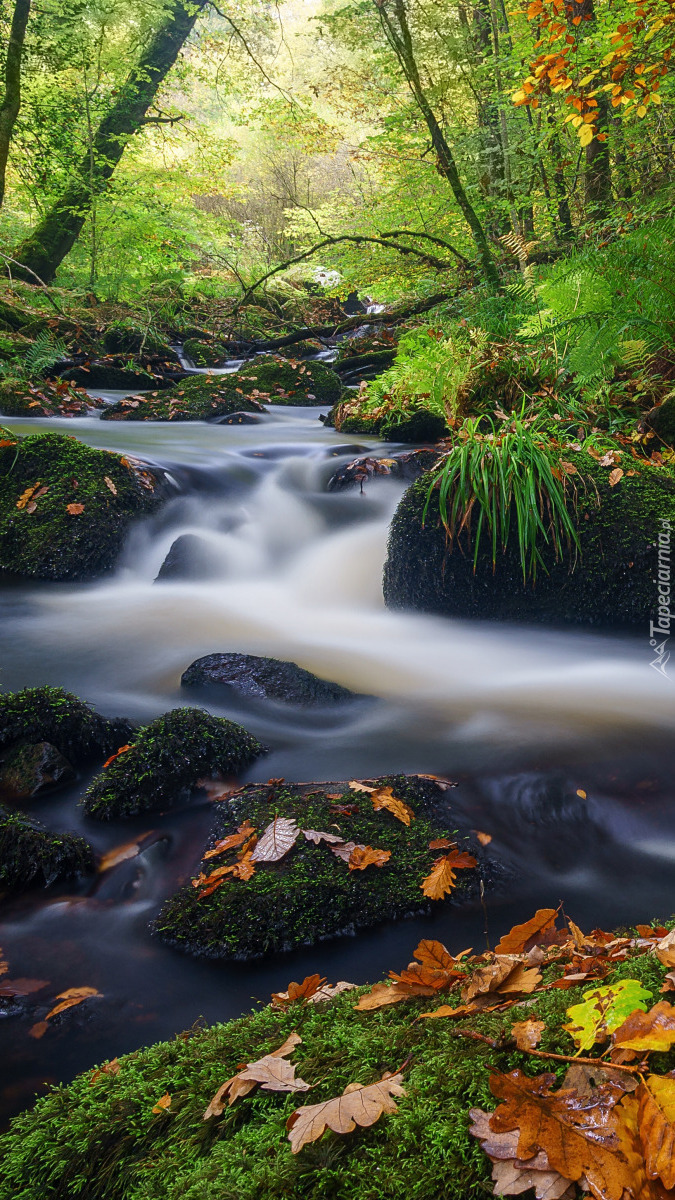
[100, 374, 266, 422]
[1, 942, 671, 1200]
[0, 804, 93, 894]
[83, 708, 266, 820]
[0, 431, 162, 580]
[0, 686, 133, 763]
[102, 319, 169, 357]
[379, 410, 448, 444]
[384, 450, 675, 630]
[0, 379, 102, 418]
[182, 338, 230, 367]
[234, 356, 342, 406]
[154, 775, 482, 961]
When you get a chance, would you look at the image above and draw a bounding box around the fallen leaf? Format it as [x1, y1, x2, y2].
[609, 467, 623, 486]
[286, 1070, 406, 1152]
[512, 1019, 546, 1050]
[29, 986, 102, 1038]
[330, 840, 361, 863]
[612, 1001, 675, 1052]
[564, 979, 652, 1050]
[637, 1074, 675, 1189]
[103, 476, 118, 495]
[421, 848, 477, 900]
[348, 845, 391, 870]
[354, 981, 433, 1010]
[655, 930, 675, 969]
[272, 975, 326, 1007]
[66, 503, 85, 515]
[204, 1032, 309, 1117]
[495, 910, 559, 955]
[302, 828, 344, 845]
[152, 1093, 171, 1114]
[660, 971, 675, 994]
[349, 781, 415, 826]
[413, 939, 457, 971]
[90, 1058, 120, 1085]
[102, 744, 132, 769]
[250, 817, 299, 863]
[98, 834, 149, 872]
[203, 820, 256, 860]
[428, 837, 453, 849]
[474, 830, 493, 846]
[16, 483, 41, 510]
[419, 1003, 480, 1019]
[469, 1108, 575, 1199]
[307, 981, 356, 1004]
[0, 977, 49, 998]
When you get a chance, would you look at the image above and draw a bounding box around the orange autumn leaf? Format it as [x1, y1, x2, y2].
[272, 974, 326, 1007]
[348, 845, 391, 871]
[102, 744, 132, 769]
[152, 1093, 171, 1114]
[29, 986, 102, 1038]
[637, 1074, 675, 1189]
[16, 483, 41, 510]
[420, 847, 477, 900]
[413, 939, 457, 971]
[203, 820, 256, 860]
[612, 1001, 675, 1052]
[474, 830, 492, 846]
[90, 1058, 120, 1085]
[66, 502, 85, 515]
[494, 909, 559, 954]
[512, 1019, 546, 1051]
[609, 467, 624, 487]
[428, 837, 453, 849]
[205, 1033, 309, 1117]
[349, 781, 415, 826]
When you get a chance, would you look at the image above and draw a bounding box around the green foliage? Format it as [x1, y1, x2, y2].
[424, 415, 580, 583]
[366, 329, 480, 423]
[563, 979, 652, 1051]
[22, 329, 68, 377]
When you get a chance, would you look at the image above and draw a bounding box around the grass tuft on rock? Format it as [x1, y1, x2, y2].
[83, 708, 267, 820]
[0, 937, 671, 1199]
[154, 775, 486, 961]
[0, 686, 133, 764]
[0, 431, 163, 580]
[0, 805, 93, 894]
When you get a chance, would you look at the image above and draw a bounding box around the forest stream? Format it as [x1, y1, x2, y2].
[1, 386, 675, 1126]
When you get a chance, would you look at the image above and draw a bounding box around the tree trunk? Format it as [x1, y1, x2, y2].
[375, 0, 501, 290]
[567, 0, 612, 217]
[0, 0, 31, 210]
[10, 0, 208, 283]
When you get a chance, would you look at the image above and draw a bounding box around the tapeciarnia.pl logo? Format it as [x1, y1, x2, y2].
[649, 518, 672, 677]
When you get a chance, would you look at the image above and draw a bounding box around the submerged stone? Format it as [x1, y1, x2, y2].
[155, 534, 222, 582]
[154, 774, 488, 961]
[100, 374, 267, 422]
[384, 451, 675, 631]
[180, 653, 358, 706]
[0, 805, 93, 894]
[0, 742, 76, 804]
[83, 708, 267, 820]
[0, 431, 164, 581]
[0, 687, 133, 764]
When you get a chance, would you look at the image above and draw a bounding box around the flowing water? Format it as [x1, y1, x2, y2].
[1, 396, 675, 1124]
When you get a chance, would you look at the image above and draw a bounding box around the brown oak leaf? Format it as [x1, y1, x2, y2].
[286, 1071, 405, 1152]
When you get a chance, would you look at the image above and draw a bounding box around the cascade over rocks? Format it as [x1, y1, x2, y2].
[384, 452, 675, 630]
[181, 653, 360, 706]
[0, 430, 166, 580]
[83, 708, 267, 820]
[154, 774, 496, 961]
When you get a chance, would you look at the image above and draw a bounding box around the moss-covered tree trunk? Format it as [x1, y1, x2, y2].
[0, 0, 31, 210]
[9, 0, 208, 284]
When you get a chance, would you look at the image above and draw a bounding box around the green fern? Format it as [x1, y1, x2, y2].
[23, 330, 68, 377]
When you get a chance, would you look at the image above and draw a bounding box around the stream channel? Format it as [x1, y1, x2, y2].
[1, 365, 675, 1124]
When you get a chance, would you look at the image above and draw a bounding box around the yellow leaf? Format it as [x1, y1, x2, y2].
[637, 105, 647, 117]
[579, 125, 594, 146]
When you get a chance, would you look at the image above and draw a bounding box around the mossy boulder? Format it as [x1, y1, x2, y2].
[645, 393, 675, 446]
[60, 362, 161, 390]
[0, 741, 76, 803]
[233, 356, 342, 406]
[182, 338, 230, 367]
[1, 927, 669, 1200]
[154, 775, 487, 961]
[181, 653, 359, 706]
[0, 378, 103, 417]
[100, 374, 267, 422]
[0, 687, 133, 764]
[83, 708, 267, 820]
[0, 431, 164, 580]
[379, 410, 448, 444]
[384, 451, 675, 630]
[0, 805, 93, 894]
[102, 320, 170, 357]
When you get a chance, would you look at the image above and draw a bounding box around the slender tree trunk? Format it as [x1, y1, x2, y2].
[375, 0, 501, 290]
[567, 0, 612, 217]
[10, 0, 208, 283]
[0, 0, 31, 210]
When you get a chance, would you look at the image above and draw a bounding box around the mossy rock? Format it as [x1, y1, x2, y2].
[233, 356, 342, 406]
[0, 378, 102, 418]
[0, 687, 133, 764]
[0, 932, 670, 1199]
[0, 741, 76, 803]
[154, 775, 487, 961]
[102, 320, 169, 356]
[645, 393, 675, 446]
[182, 338, 230, 367]
[379, 410, 448, 444]
[384, 450, 675, 630]
[83, 708, 267, 820]
[61, 362, 161, 390]
[0, 805, 93, 894]
[100, 374, 267, 422]
[0, 431, 163, 580]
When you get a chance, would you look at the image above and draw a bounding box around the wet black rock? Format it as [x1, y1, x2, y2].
[327, 449, 440, 493]
[212, 411, 263, 425]
[379, 410, 448, 443]
[83, 708, 267, 820]
[181, 653, 358, 706]
[62, 363, 160, 390]
[0, 742, 76, 804]
[384, 451, 675, 630]
[644, 394, 675, 446]
[154, 774, 492, 961]
[0, 805, 94, 894]
[155, 534, 222, 582]
[0, 687, 134, 765]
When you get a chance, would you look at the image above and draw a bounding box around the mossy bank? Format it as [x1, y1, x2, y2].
[154, 775, 490, 961]
[384, 450, 675, 630]
[84, 708, 266, 820]
[0, 934, 670, 1199]
[0, 430, 165, 580]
